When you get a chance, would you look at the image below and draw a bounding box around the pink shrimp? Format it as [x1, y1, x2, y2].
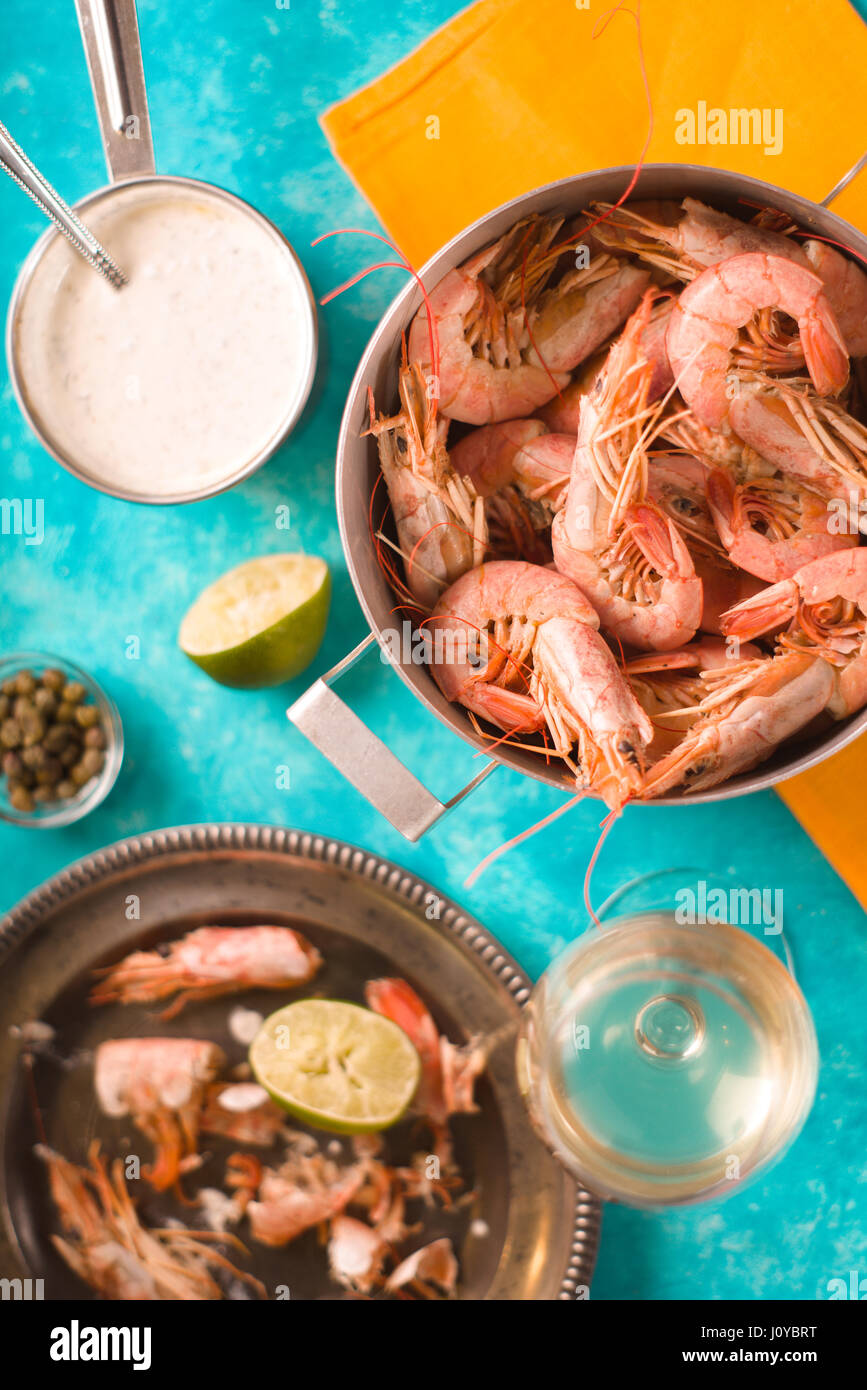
[691, 551, 766, 635]
[427, 561, 653, 806]
[641, 649, 835, 796]
[706, 466, 855, 582]
[90, 925, 322, 1019]
[366, 358, 485, 608]
[595, 197, 867, 365]
[666, 253, 849, 432]
[538, 295, 675, 433]
[385, 1238, 458, 1298]
[245, 1149, 368, 1247]
[449, 418, 572, 562]
[803, 239, 867, 357]
[550, 294, 702, 651]
[721, 547, 867, 718]
[327, 1215, 390, 1294]
[593, 196, 807, 279]
[94, 1038, 226, 1192]
[727, 373, 867, 500]
[365, 978, 448, 1126]
[625, 636, 760, 762]
[365, 977, 487, 1169]
[38, 1142, 264, 1301]
[407, 215, 650, 424]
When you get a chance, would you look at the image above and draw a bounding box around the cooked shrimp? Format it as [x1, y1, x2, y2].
[647, 452, 720, 558]
[728, 373, 867, 499]
[721, 547, 867, 717]
[91, 925, 322, 1019]
[706, 463, 855, 582]
[449, 418, 572, 562]
[366, 358, 485, 608]
[365, 976, 487, 1169]
[539, 295, 675, 433]
[538, 350, 607, 433]
[407, 215, 650, 424]
[641, 650, 835, 796]
[428, 561, 653, 806]
[803, 239, 867, 357]
[625, 637, 759, 761]
[245, 1147, 368, 1247]
[328, 1215, 389, 1294]
[691, 551, 766, 634]
[594, 198, 867, 366]
[365, 978, 448, 1126]
[593, 196, 806, 279]
[666, 253, 849, 432]
[549, 294, 702, 651]
[385, 1238, 458, 1298]
[38, 1142, 264, 1301]
[95, 1038, 224, 1192]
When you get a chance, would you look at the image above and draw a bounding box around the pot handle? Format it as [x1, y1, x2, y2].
[75, 0, 156, 182]
[820, 151, 867, 207]
[288, 634, 498, 841]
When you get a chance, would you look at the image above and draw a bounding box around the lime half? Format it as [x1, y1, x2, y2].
[249, 999, 421, 1133]
[179, 553, 330, 688]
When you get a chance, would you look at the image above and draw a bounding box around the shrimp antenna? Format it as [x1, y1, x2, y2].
[312, 228, 440, 387]
[463, 794, 585, 890]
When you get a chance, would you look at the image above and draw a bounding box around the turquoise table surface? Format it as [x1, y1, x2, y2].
[1, 0, 866, 1302]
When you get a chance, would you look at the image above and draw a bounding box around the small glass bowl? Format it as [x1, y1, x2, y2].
[0, 651, 123, 829]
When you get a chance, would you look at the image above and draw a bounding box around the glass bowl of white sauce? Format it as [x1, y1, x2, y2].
[6, 177, 317, 504]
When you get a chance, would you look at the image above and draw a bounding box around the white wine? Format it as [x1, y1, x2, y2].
[517, 913, 817, 1206]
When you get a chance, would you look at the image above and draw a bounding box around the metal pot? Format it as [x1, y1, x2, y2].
[290, 161, 867, 839]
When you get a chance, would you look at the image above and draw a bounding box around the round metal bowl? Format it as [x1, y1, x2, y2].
[333, 163, 867, 806]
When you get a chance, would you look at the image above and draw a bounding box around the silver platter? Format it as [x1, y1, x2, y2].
[0, 823, 600, 1300]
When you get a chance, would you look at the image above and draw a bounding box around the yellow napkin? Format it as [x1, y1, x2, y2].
[321, 0, 867, 906]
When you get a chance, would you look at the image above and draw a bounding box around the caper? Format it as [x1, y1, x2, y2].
[79, 748, 105, 779]
[33, 687, 58, 718]
[32, 784, 58, 804]
[1, 677, 17, 697]
[9, 784, 34, 813]
[13, 696, 36, 721]
[70, 760, 94, 788]
[1, 751, 23, 779]
[0, 719, 22, 749]
[13, 670, 36, 696]
[20, 744, 47, 770]
[55, 779, 77, 800]
[60, 741, 82, 768]
[55, 702, 76, 724]
[62, 681, 86, 705]
[36, 757, 63, 786]
[0, 695, 9, 720]
[84, 725, 106, 750]
[75, 703, 101, 729]
[43, 724, 71, 753]
[19, 710, 46, 748]
[41, 668, 66, 692]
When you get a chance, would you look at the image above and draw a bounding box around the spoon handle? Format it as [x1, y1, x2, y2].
[75, 0, 155, 183]
[0, 120, 127, 289]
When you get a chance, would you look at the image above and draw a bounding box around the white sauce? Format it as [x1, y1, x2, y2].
[15, 180, 313, 500]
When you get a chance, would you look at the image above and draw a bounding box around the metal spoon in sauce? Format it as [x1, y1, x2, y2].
[0, 119, 127, 290]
